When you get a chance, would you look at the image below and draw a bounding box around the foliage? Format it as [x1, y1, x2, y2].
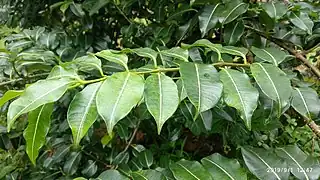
[1, 0, 320, 179]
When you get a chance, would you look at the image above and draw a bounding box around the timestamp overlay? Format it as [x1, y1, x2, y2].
[266, 167, 313, 173]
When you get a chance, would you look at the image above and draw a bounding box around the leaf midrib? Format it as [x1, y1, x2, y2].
[176, 162, 201, 180]
[223, 3, 245, 24]
[31, 105, 46, 162]
[202, 158, 235, 180]
[295, 88, 312, 119]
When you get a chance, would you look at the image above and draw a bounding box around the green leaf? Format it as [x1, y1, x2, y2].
[201, 153, 247, 180]
[70, 2, 85, 17]
[81, 160, 97, 177]
[241, 146, 289, 180]
[96, 50, 129, 70]
[67, 82, 101, 146]
[47, 65, 79, 80]
[220, 46, 248, 63]
[170, 159, 212, 180]
[198, 4, 222, 37]
[176, 16, 199, 44]
[161, 47, 189, 62]
[223, 21, 244, 45]
[73, 55, 102, 74]
[0, 90, 23, 108]
[291, 87, 320, 120]
[132, 170, 165, 180]
[96, 72, 144, 134]
[7, 78, 74, 131]
[98, 170, 129, 180]
[251, 63, 291, 116]
[275, 145, 320, 180]
[63, 152, 82, 175]
[180, 62, 223, 119]
[220, 69, 258, 130]
[23, 103, 53, 165]
[261, 2, 287, 20]
[138, 150, 154, 168]
[220, 2, 248, 25]
[145, 73, 179, 134]
[289, 12, 313, 34]
[251, 47, 286, 66]
[127, 48, 158, 67]
[183, 39, 222, 60]
[176, 79, 187, 102]
[85, 0, 110, 16]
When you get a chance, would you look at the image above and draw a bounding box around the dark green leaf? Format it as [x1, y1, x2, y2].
[98, 169, 129, 180]
[251, 47, 286, 66]
[223, 21, 244, 45]
[170, 159, 212, 180]
[289, 12, 313, 34]
[198, 4, 222, 37]
[63, 152, 82, 175]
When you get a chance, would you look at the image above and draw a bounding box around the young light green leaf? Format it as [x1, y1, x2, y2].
[241, 146, 289, 180]
[198, 4, 222, 37]
[95, 50, 128, 70]
[24, 103, 53, 165]
[98, 170, 129, 180]
[201, 153, 247, 180]
[96, 72, 144, 134]
[145, 73, 179, 134]
[7, 78, 74, 131]
[275, 145, 320, 180]
[261, 2, 287, 20]
[251, 47, 286, 66]
[289, 12, 313, 34]
[0, 90, 23, 107]
[291, 87, 320, 120]
[220, 2, 248, 25]
[67, 82, 102, 146]
[63, 152, 82, 175]
[223, 21, 244, 45]
[161, 47, 189, 62]
[220, 69, 258, 130]
[132, 169, 165, 180]
[250, 63, 292, 116]
[180, 62, 223, 119]
[170, 159, 212, 180]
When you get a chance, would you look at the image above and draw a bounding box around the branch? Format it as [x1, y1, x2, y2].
[245, 25, 320, 78]
[305, 119, 320, 139]
[123, 121, 140, 152]
[0, 73, 49, 87]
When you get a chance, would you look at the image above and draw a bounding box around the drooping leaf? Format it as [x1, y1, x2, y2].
[98, 169, 129, 180]
[7, 78, 74, 131]
[182, 39, 222, 60]
[96, 72, 144, 134]
[220, 2, 248, 25]
[219, 69, 259, 130]
[95, 50, 129, 70]
[241, 146, 289, 180]
[132, 169, 165, 180]
[250, 63, 292, 116]
[169, 159, 212, 180]
[220, 46, 248, 62]
[223, 21, 244, 45]
[261, 2, 287, 20]
[23, 103, 53, 165]
[291, 87, 320, 120]
[289, 12, 313, 34]
[180, 62, 223, 119]
[63, 152, 82, 175]
[198, 4, 222, 37]
[161, 47, 189, 62]
[275, 145, 320, 180]
[145, 73, 179, 134]
[201, 153, 247, 180]
[67, 82, 101, 146]
[138, 150, 154, 168]
[251, 47, 286, 66]
[0, 90, 23, 108]
[47, 65, 79, 80]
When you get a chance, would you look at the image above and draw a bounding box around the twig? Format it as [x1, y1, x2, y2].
[123, 121, 141, 152]
[305, 119, 320, 139]
[0, 73, 49, 87]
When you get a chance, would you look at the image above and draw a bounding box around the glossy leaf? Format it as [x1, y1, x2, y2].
[180, 62, 222, 118]
[67, 82, 101, 146]
[223, 21, 244, 45]
[198, 4, 221, 37]
[289, 12, 313, 34]
[145, 73, 179, 134]
[275, 145, 320, 180]
[81, 160, 97, 177]
[220, 2, 248, 25]
[183, 39, 222, 60]
[23, 103, 53, 165]
[261, 2, 287, 20]
[63, 152, 82, 175]
[96, 72, 144, 134]
[220, 69, 258, 130]
[241, 146, 289, 180]
[170, 159, 212, 180]
[250, 63, 291, 116]
[47, 65, 79, 80]
[129, 48, 158, 66]
[201, 153, 247, 180]
[95, 50, 129, 70]
[7, 78, 74, 131]
[138, 150, 154, 168]
[161, 47, 189, 62]
[132, 170, 165, 180]
[98, 170, 129, 180]
[176, 79, 187, 101]
[291, 87, 320, 120]
[0, 90, 23, 107]
[73, 55, 102, 73]
[251, 47, 286, 66]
